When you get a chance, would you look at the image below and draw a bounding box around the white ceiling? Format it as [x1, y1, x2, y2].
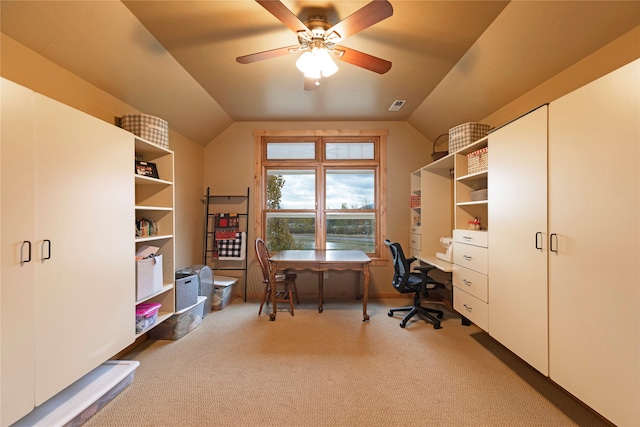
[2, 1, 639, 146]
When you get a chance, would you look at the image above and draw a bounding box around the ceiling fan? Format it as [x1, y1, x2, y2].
[236, 0, 393, 90]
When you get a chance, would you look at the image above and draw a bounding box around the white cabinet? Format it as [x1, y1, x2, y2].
[547, 59, 639, 427]
[1, 78, 37, 427]
[488, 105, 549, 375]
[484, 59, 639, 425]
[1, 79, 135, 426]
[452, 230, 489, 331]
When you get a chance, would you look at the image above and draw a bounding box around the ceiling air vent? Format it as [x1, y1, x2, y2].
[388, 100, 406, 112]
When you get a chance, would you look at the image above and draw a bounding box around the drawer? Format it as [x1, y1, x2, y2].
[409, 232, 421, 251]
[454, 287, 489, 332]
[410, 224, 421, 234]
[453, 243, 488, 275]
[453, 265, 488, 302]
[453, 229, 488, 248]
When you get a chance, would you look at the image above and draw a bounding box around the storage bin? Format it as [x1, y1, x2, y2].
[178, 265, 214, 316]
[149, 296, 206, 340]
[175, 272, 198, 312]
[448, 122, 490, 153]
[135, 302, 161, 333]
[120, 114, 169, 148]
[136, 255, 163, 301]
[470, 188, 488, 201]
[212, 276, 237, 310]
[467, 147, 489, 174]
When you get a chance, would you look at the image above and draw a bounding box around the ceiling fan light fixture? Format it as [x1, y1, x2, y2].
[296, 46, 338, 79]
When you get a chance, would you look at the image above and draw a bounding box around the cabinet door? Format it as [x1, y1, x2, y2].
[33, 95, 135, 405]
[488, 105, 548, 375]
[548, 59, 639, 426]
[1, 79, 37, 426]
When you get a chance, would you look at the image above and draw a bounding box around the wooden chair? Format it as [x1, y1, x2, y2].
[255, 238, 299, 316]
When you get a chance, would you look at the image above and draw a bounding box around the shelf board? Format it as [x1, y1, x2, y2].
[457, 136, 488, 155]
[423, 153, 454, 173]
[135, 234, 173, 243]
[134, 136, 173, 155]
[135, 175, 172, 186]
[457, 200, 488, 206]
[135, 205, 172, 211]
[457, 170, 488, 181]
[135, 283, 174, 305]
[135, 312, 172, 338]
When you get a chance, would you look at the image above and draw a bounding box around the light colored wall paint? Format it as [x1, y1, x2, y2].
[203, 121, 431, 300]
[482, 25, 640, 128]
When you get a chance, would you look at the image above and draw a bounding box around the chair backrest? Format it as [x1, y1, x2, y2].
[255, 238, 272, 282]
[384, 239, 412, 293]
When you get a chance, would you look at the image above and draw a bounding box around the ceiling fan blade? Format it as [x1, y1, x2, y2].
[334, 46, 392, 74]
[236, 45, 300, 64]
[304, 77, 320, 91]
[325, 0, 393, 43]
[256, 0, 312, 37]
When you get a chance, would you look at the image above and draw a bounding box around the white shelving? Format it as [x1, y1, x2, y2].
[134, 136, 175, 336]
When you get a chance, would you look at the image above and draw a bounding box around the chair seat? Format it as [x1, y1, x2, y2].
[403, 273, 440, 293]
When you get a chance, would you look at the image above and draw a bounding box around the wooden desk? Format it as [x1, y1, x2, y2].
[268, 250, 372, 321]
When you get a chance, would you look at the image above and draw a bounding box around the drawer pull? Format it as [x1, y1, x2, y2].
[463, 255, 472, 261]
[463, 236, 472, 241]
[463, 304, 472, 312]
[462, 279, 472, 286]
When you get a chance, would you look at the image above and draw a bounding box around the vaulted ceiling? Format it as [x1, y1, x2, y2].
[2, 1, 639, 146]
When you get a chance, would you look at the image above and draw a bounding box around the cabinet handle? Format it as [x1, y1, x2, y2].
[463, 236, 472, 241]
[463, 304, 472, 312]
[535, 232, 542, 250]
[42, 239, 51, 260]
[462, 279, 472, 286]
[20, 241, 32, 265]
[463, 255, 472, 261]
[550, 233, 558, 253]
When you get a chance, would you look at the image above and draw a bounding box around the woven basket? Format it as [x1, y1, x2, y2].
[120, 114, 169, 148]
[431, 133, 449, 161]
[467, 147, 488, 174]
[449, 122, 490, 153]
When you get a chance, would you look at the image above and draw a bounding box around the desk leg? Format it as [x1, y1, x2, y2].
[318, 271, 324, 313]
[269, 265, 277, 321]
[362, 265, 370, 321]
[355, 271, 361, 300]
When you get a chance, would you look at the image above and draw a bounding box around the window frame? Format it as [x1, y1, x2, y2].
[253, 129, 387, 262]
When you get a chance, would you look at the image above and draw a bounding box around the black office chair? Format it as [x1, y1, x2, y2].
[385, 239, 446, 329]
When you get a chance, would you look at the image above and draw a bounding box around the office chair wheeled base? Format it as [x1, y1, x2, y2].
[388, 293, 443, 329]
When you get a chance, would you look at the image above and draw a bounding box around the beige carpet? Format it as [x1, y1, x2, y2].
[84, 298, 609, 427]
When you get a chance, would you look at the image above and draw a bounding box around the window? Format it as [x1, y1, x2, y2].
[254, 130, 387, 260]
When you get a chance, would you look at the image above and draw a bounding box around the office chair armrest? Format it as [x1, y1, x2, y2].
[413, 265, 436, 274]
